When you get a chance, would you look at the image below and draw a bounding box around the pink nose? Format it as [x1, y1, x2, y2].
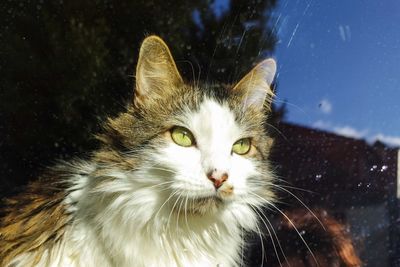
[207, 170, 229, 189]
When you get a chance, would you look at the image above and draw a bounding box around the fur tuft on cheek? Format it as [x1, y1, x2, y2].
[153, 141, 211, 191]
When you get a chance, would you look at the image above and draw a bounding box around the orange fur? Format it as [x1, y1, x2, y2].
[0, 176, 71, 266]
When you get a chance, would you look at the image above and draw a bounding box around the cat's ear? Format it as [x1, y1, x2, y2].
[135, 35, 183, 105]
[232, 58, 276, 110]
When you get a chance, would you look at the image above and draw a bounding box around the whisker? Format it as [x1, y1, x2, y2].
[178, 60, 196, 84]
[167, 193, 181, 234]
[239, 226, 245, 267]
[250, 205, 282, 267]
[184, 193, 191, 232]
[252, 173, 317, 194]
[249, 192, 320, 267]
[278, 184, 316, 194]
[254, 220, 266, 267]
[252, 205, 290, 267]
[273, 97, 307, 115]
[154, 191, 178, 220]
[270, 184, 326, 230]
[265, 121, 289, 141]
[145, 181, 175, 190]
[175, 192, 185, 231]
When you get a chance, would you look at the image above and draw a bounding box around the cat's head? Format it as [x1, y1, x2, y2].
[96, 36, 276, 225]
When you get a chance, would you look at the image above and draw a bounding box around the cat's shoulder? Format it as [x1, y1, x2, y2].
[0, 168, 73, 265]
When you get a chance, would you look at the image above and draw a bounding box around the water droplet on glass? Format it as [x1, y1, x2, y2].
[370, 165, 378, 171]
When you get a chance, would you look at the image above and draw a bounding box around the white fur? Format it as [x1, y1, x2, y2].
[11, 99, 272, 267]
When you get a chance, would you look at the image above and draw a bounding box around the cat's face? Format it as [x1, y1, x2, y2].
[156, 98, 267, 214]
[97, 36, 276, 218]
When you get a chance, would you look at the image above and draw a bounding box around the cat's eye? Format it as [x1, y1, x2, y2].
[232, 138, 251, 155]
[170, 126, 195, 147]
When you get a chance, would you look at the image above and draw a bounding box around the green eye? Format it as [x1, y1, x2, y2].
[170, 126, 195, 147]
[232, 138, 251, 155]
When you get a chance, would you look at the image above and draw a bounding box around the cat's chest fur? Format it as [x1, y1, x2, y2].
[67, 166, 245, 267]
[10, 166, 243, 267]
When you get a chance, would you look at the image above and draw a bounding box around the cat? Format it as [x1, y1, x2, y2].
[0, 35, 277, 267]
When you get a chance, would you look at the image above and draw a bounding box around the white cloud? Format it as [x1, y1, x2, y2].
[318, 99, 332, 114]
[312, 120, 400, 147]
[313, 121, 368, 139]
[312, 120, 331, 130]
[332, 126, 368, 139]
[371, 134, 400, 147]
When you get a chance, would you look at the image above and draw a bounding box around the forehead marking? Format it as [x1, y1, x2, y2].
[189, 99, 239, 139]
[185, 99, 242, 170]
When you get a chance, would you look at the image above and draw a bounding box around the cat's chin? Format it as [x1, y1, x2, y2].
[173, 184, 236, 216]
[174, 195, 222, 216]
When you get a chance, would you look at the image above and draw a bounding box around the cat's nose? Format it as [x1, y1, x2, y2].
[207, 170, 229, 189]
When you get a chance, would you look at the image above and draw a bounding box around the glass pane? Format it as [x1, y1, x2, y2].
[1, 1, 398, 266]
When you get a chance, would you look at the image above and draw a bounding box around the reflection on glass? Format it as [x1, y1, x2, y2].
[0, 0, 399, 266]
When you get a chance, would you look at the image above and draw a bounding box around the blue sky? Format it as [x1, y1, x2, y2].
[272, 0, 400, 146]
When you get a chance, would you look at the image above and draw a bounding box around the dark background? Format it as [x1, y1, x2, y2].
[1, 1, 399, 266]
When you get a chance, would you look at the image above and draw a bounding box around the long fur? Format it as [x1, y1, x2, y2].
[0, 36, 276, 267]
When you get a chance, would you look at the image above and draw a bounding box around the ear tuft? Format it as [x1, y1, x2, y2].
[232, 58, 277, 110]
[135, 35, 183, 105]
